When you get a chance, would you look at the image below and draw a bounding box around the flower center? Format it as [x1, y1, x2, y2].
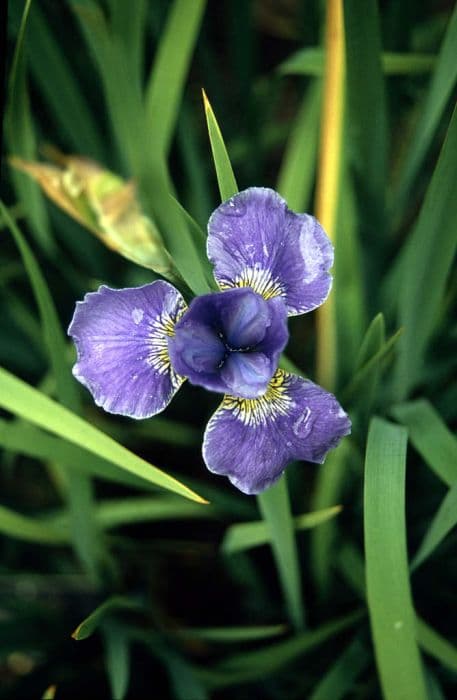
[167, 287, 288, 399]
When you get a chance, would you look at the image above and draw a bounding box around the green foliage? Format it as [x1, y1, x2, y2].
[1, 0, 456, 697]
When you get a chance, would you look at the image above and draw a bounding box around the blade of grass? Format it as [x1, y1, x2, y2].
[415, 618, 457, 674]
[222, 505, 342, 555]
[202, 90, 238, 201]
[278, 48, 436, 77]
[102, 622, 130, 700]
[25, 1, 104, 158]
[0, 366, 207, 504]
[309, 636, 369, 700]
[364, 417, 427, 700]
[315, 0, 345, 391]
[6, 0, 54, 253]
[258, 477, 305, 630]
[392, 5, 457, 219]
[276, 80, 321, 212]
[144, 0, 207, 159]
[72, 596, 142, 640]
[177, 625, 286, 643]
[310, 441, 351, 594]
[0, 418, 159, 491]
[339, 543, 457, 676]
[343, 0, 387, 248]
[196, 610, 364, 688]
[391, 400, 457, 487]
[411, 482, 457, 571]
[393, 105, 457, 400]
[0, 505, 67, 545]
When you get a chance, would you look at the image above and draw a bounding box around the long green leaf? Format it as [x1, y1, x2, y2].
[415, 618, 457, 674]
[144, 0, 206, 158]
[411, 482, 457, 571]
[222, 505, 342, 554]
[309, 637, 369, 700]
[258, 477, 305, 630]
[364, 417, 427, 700]
[196, 611, 364, 688]
[310, 442, 351, 594]
[102, 623, 130, 700]
[392, 5, 457, 217]
[202, 90, 238, 201]
[278, 48, 436, 77]
[5, 0, 54, 253]
[393, 105, 457, 400]
[0, 367, 206, 504]
[72, 596, 142, 640]
[344, 0, 387, 246]
[177, 625, 286, 643]
[391, 400, 457, 487]
[276, 80, 321, 211]
[0, 505, 66, 545]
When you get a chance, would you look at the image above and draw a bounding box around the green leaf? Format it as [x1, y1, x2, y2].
[393, 105, 457, 400]
[144, 0, 206, 158]
[0, 505, 66, 545]
[257, 476, 305, 630]
[196, 611, 364, 688]
[411, 482, 457, 571]
[342, 327, 402, 403]
[0, 366, 207, 504]
[72, 596, 142, 641]
[309, 637, 369, 700]
[310, 442, 351, 594]
[391, 400, 457, 487]
[25, 2, 104, 158]
[0, 418, 157, 492]
[364, 417, 427, 700]
[392, 5, 457, 217]
[349, 313, 385, 412]
[278, 48, 436, 77]
[202, 90, 238, 201]
[337, 544, 457, 676]
[5, 0, 54, 253]
[177, 625, 286, 643]
[415, 617, 457, 674]
[276, 80, 321, 211]
[102, 623, 130, 700]
[222, 505, 342, 554]
[343, 0, 387, 242]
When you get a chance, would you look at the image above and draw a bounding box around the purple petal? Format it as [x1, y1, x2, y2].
[168, 288, 288, 399]
[207, 187, 334, 316]
[202, 370, 351, 494]
[68, 282, 187, 418]
[220, 352, 271, 399]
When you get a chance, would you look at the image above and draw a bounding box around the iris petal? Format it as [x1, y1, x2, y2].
[202, 370, 351, 494]
[68, 282, 186, 419]
[207, 187, 334, 316]
[221, 352, 271, 398]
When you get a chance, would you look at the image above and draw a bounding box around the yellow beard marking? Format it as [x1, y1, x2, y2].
[147, 301, 187, 389]
[221, 369, 293, 427]
[219, 266, 284, 301]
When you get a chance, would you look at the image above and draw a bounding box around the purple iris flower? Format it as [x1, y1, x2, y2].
[69, 187, 351, 495]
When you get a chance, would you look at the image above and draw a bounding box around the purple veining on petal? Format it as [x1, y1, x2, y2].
[207, 187, 334, 316]
[168, 288, 288, 399]
[202, 369, 351, 495]
[68, 281, 186, 419]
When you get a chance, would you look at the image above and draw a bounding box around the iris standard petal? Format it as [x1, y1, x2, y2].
[220, 352, 272, 399]
[207, 187, 334, 316]
[168, 288, 288, 398]
[68, 282, 187, 419]
[202, 369, 351, 495]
